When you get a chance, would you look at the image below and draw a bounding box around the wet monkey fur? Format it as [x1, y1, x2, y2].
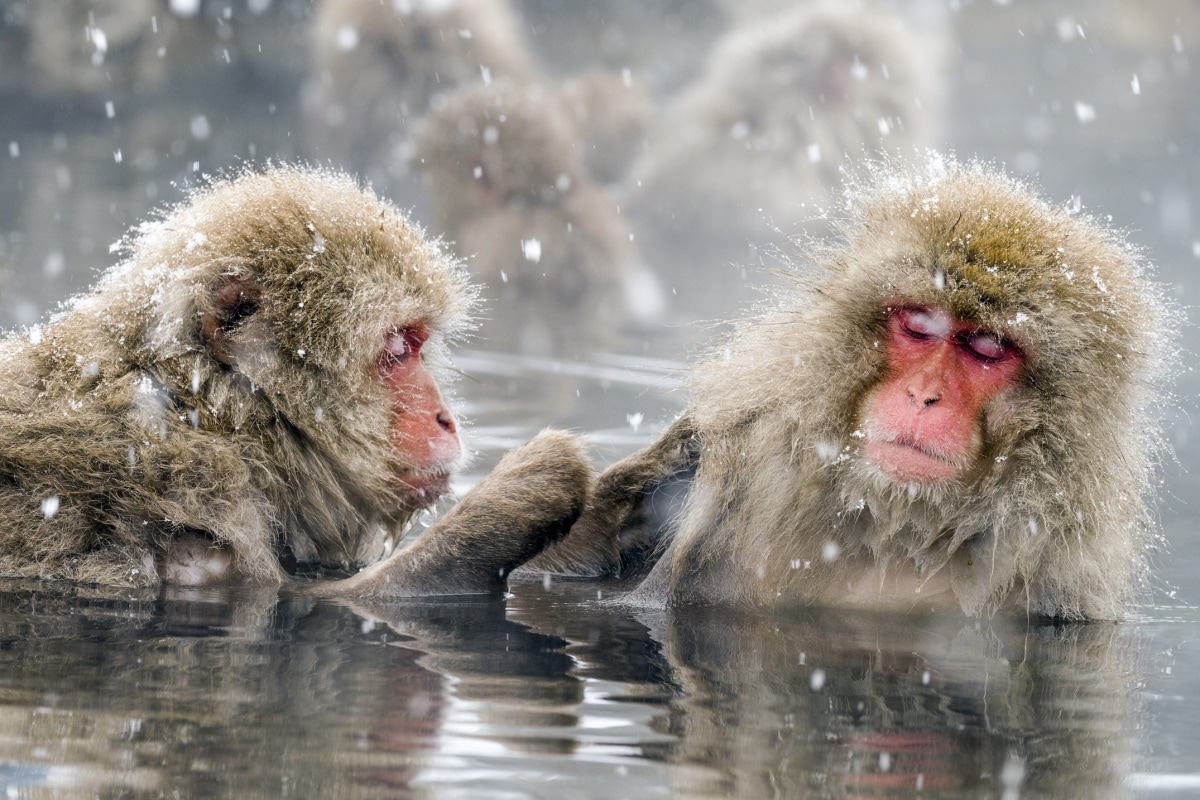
[0, 166, 588, 596]
[528, 156, 1175, 621]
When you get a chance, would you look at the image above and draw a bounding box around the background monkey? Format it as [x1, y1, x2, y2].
[306, 0, 537, 200]
[528, 155, 1175, 621]
[413, 79, 659, 356]
[553, 71, 652, 188]
[0, 165, 588, 596]
[624, 5, 941, 314]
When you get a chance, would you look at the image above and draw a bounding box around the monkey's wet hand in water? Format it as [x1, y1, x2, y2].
[323, 430, 591, 599]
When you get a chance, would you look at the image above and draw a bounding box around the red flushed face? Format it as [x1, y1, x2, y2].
[378, 324, 461, 502]
[860, 306, 1024, 484]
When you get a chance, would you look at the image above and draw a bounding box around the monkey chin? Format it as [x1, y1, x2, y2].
[863, 440, 960, 484]
[396, 469, 453, 506]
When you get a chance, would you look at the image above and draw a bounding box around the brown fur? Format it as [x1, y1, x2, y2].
[554, 71, 651, 186]
[306, 0, 537, 181]
[537, 155, 1175, 620]
[626, 5, 941, 281]
[0, 165, 588, 594]
[324, 427, 591, 598]
[413, 79, 652, 354]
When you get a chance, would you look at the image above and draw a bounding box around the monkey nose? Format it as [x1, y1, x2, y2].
[437, 410, 457, 434]
[908, 389, 941, 407]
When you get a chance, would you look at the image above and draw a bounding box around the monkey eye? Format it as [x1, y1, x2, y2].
[962, 331, 1016, 363]
[381, 327, 428, 368]
[896, 307, 951, 340]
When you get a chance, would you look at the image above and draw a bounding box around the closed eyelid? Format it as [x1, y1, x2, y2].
[895, 309, 949, 338]
[959, 331, 1018, 362]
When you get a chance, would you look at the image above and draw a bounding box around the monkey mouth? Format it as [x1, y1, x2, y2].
[397, 469, 452, 502]
[863, 438, 959, 483]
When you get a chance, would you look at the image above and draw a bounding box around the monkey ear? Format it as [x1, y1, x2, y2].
[200, 277, 264, 366]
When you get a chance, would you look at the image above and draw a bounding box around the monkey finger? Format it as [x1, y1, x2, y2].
[521, 414, 698, 578]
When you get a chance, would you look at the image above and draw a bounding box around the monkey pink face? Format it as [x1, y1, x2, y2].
[860, 306, 1024, 483]
[378, 324, 461, 502]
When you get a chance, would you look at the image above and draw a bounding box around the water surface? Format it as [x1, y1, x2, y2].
[0, 579, 1196, 798]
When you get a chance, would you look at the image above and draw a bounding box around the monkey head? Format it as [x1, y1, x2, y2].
[95, 166, 476, 564]
[816, 156, 1170, 613]
[821, 157, 1158, 493]
[413, 79, 586, 215]
[677, 155, 1174, 617]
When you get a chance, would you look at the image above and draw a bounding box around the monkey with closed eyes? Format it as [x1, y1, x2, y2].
[526, 155, 1175, 621]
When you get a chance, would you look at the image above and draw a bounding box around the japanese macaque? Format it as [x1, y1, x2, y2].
[1, 0, 164, 97]
[625, 5, 941, 309]
[513, 0, 729, 98]
[555, 71, 652, 186]
[413, 79, 660, 356]
[0, 165, 589, 595]
[528, 155, 1175, 621]
[306, 0, 537, 191]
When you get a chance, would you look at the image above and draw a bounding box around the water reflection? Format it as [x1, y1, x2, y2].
[510, 581, 1141, 799]
[0, 584, 572, 797]
[0, 579, 1153, 798]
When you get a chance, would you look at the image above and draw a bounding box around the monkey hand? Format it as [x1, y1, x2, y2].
[520, 414, 699, 578]
[317, 429, 591, 599]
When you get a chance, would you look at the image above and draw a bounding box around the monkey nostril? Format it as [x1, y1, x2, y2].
[907, 388, 941, 408]
[437, 411, 457, 434]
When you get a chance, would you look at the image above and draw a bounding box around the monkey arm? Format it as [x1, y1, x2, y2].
[519, 414, 700, 578]
[307, 429, 590, 598]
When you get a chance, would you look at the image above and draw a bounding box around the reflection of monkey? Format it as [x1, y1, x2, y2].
[502, 579, 1134, 798]
[626, 6, 941, 309]
[0, 166, 588, 595]
[306, 0, 537, 188]
[414, 79, 658, 356]
[0, 585, 581, 795]
[656, 608, 1132, 797]
[531, 156, 1174, 620]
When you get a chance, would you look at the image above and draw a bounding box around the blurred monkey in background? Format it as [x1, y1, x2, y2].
[626, 5, 942, 313]
[554, 71, 652, 187]
[306, 0, 537, 197]
[414, 79, 661, 356]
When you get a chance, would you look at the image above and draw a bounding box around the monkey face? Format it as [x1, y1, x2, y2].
[378, 324, 461, 503]
[857, 305, 1024, 485]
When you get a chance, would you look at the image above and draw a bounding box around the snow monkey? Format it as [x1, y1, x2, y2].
[527, 155, 1175, 621]
[306, 0, 536, 187]
[0, 166, 589, 597]
[625, 5, 941, 310]
[413, 79, 658, 355]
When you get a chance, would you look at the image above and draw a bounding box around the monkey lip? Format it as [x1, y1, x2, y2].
[864, 439, 959, 483]
[397, 469, 452, 501]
